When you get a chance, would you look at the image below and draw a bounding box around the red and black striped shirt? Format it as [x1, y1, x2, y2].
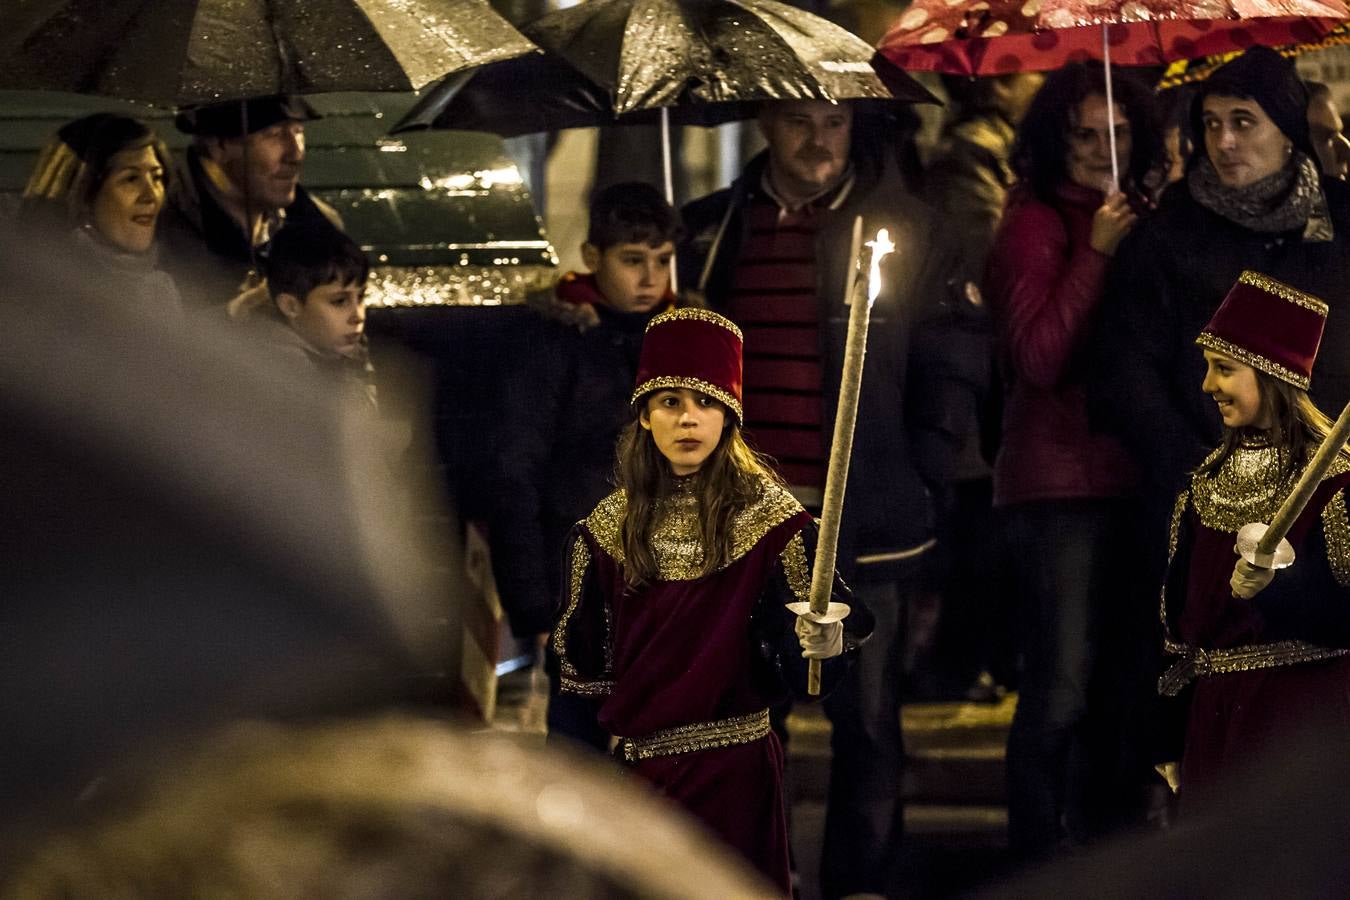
[727, 176, 852, 490]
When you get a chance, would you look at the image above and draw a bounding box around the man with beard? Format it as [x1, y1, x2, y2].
[157, 95, 343, 308]
[679, 99, 988, 899]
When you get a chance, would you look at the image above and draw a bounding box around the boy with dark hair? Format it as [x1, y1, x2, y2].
[229, 221, 375, 408]
[488, 181, 686, 744]
[554, 180, 682, 330]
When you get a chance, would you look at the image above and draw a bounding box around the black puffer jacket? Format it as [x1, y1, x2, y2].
[1091, 176, 1350, 527]
[679, 151, 988, 582]
[487, 282, 668, 637]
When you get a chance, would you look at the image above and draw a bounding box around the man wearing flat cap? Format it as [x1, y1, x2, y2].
[158, 94, 343, 308]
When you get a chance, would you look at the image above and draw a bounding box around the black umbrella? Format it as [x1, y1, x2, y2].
[396, 52, 619, 138]
[393, 0, 936, 204]
[525, 0, 933, 114]
[0, 0, 539, 106]
[394, 48, 935, 136]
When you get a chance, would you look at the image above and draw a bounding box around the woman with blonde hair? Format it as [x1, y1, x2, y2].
[551, 308, 871, 894]
[20, 112, 181, 316]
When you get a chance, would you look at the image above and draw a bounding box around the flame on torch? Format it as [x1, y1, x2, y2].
[866, 229, 895, 308]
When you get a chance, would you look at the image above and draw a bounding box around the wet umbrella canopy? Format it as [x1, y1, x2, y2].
[396, 52, 618, 137]
[879, 0, 1346, 184]
[527, 0, 929, 113]
[878, 0, 1347, 75]
[0, 0, 539, 106]
[394, 0, 936, 134]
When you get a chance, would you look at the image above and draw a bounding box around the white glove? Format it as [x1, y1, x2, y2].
[1231, 558, 1275, 599]
[795, 614, 843, 659]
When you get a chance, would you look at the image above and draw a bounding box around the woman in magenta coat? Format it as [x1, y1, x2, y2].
[983, 62, 1167, 858]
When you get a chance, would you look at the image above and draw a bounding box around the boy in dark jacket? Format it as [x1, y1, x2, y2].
[488, 183, 681, 730]
[229, 221, 376, 410]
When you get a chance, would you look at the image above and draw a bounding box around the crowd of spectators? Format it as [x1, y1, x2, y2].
[9, 44, 1350, 894]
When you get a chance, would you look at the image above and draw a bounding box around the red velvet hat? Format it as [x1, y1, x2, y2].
[632, 308, 743, 421]
[1196, 271, 1328, 390]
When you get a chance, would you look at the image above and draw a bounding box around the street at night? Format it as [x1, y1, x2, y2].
[5, 1, 1350, 897]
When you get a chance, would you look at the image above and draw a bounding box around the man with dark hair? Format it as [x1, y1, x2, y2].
[1307, 81, 1350, 180]
[157, 94, 343, 308]
[489, 182, 685, 739]
[679, 99, 988, 899]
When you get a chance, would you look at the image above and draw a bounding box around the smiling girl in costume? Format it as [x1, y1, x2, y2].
[550, 307, 872, 893]
[1157, 270, 1350, 814]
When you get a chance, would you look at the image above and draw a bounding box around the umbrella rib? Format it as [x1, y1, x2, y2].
[729, 0, 863, 103]
[263, 0, 297, 94]
[345, 0, 417, 89]
[72, 0, 156, 97]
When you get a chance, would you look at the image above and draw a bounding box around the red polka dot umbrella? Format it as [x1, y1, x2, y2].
[879, 0, 1346, 76]
[878, 0, 1347, 182]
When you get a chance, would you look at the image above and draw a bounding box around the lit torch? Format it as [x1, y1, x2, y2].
[789, 217, 895, 695]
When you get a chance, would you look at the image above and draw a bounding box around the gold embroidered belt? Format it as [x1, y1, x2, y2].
[1158, 640, 1350, 697]
[614, 709, 771, 765]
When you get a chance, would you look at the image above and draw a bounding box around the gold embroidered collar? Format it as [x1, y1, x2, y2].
[584, 479, 804, 581]
[1190, 441, 1350, 532]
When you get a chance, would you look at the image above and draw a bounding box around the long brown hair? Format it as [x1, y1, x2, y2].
[616, 403, 782, 588]
[1199, 370, 1345, 480]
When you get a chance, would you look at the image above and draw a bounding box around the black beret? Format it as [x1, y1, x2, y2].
[1193, 47, 1315, 165]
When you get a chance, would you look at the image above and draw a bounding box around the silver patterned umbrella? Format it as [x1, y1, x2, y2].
[0, 0, 539, 106]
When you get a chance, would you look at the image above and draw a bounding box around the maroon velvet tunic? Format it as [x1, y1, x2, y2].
[553, 478, 864, 894]
[1162, 448, 1350, 812]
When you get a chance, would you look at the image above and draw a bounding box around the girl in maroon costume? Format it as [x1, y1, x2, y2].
[1159, 271, 1350, 813]
[551, 307, 872, 893]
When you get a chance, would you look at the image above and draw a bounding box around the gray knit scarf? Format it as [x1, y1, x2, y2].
[1188, 152, 1330, 240]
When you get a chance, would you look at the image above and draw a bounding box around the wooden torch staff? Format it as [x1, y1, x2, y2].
[801, 218, 895, 695]
[1238, 400, 1350, 570]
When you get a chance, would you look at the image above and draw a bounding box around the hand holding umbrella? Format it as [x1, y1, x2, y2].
[878, 0, 1347, 191]
[393, 0, 938, 205]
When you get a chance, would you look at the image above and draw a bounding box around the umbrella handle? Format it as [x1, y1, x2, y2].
[1102, 24, 1120, 192]
[660, 106, 674, 206]
[661, 107, 679, 295]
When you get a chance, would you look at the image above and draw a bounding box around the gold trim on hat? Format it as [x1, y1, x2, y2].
[1238, 271, 1329, 316]
[631, 376, 743, 422]
[1195, 332, 1311, 390]
[645, 306, 744, 341]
